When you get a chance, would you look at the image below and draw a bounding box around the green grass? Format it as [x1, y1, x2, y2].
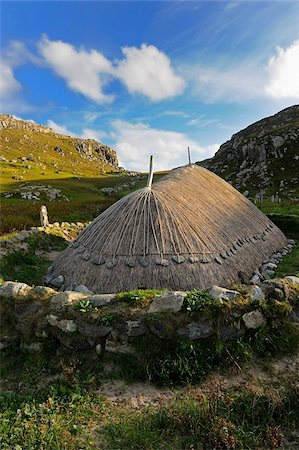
[1, 344, 298, 450]
[104, 384, 299, 450]
[0, 233, 68, 285]
[0, 173, 168, 234]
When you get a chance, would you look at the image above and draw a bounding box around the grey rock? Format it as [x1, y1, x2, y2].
[208, 286, 240, 301]
[31, 286, 56, 298]
[248, 285, 264, 302]
[0, 281, 31, 299]
[51, 275, 64, 288]
[46, 314, 77, 333]
[284, 276, 299, 287]
[264, 270, 275, 278]
[287, 239, 295, 245]
[50, 291, 86, 311]
[148, 321, 172, 339]
[74, 284, 94, 295]
[78, 322, 112, 338]
[86, 294, 115, 308]
[105, 341, 136, 354]
[242, 310, 266, 329]
[148, 291, 186, 313]
[250, 275, 260, 284]
[178, 319, 214, 340]
[126, 320, 147, 337]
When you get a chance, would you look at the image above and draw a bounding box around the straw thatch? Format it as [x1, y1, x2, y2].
[48, 164, 287, 293]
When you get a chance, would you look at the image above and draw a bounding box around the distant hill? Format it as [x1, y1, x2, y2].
[0, 114, 119, 183]
[197, 105, 299, 201]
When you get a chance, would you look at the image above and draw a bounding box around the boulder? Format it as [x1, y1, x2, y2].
[74, 284, 94, 295]
[248, 285, 264, 302]
[178, 319, 214, 340]
[242, 310, 266, 329]
[209, 286, 240, 301]
[148, 291, 186, 313]
[86, 294, 115, 308]
[46, 314, 77, 333]
[77, 322, 112, 338]
[284, 276, 299, 287]
[0, 281, 31, 299]
[50, 275, 64, 288]
[250, 274, 260, 284]
[50, 291, 86, 312]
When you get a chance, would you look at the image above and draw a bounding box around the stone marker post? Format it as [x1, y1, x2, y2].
[40, 205, 49, 227]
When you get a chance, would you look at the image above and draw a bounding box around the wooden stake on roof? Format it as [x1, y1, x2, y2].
[188, 147, 192, 165]
[147, 155, 154, 188]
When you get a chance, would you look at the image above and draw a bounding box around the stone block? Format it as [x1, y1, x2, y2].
[148, 291, 186, 313]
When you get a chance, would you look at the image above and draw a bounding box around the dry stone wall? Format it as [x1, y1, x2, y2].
[1, 277, 298, 354]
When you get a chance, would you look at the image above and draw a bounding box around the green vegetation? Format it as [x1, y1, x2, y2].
[104, 384, 299, 450]
[1, 335, 298, 450]
[184, 290, 226, 314]
[1, 233, 68, 285]
[116, 289, 165, 305]
[264, 213, 299, 277]
[110, 323, 299, 386]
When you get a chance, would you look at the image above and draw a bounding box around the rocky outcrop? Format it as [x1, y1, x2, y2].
[0, 114, 118, 170]
[1, 278, 298, 353]
[197, 105, 299, 200]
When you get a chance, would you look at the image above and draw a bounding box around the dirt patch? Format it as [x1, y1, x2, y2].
[95, 380, 175, 408]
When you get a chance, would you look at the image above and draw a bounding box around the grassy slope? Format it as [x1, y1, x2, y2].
[0, 127, 117, 184]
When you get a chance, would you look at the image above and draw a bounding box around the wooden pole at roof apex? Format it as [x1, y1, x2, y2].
[188, 147, 192, 165]
[147, 155, 154, 188]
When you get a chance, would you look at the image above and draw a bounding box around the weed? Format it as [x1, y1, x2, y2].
[76, 299, 93, 313]
[98, 312, 114, 326]
[116, 289, 165, 306]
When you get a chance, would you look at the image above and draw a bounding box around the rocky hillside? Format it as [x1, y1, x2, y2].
[0, 114, 118, 182]
[197, 106, 299, 201]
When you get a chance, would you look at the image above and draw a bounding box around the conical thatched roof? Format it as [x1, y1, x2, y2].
[48, 164, 287, 293]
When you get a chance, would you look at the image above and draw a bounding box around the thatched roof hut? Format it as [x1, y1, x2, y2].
[48, 164, 287, 293]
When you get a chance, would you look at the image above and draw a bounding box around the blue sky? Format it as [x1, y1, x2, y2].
[1, 1, 299, 170]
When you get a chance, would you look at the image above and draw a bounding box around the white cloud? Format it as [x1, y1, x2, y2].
[38, 35, 114, 103]
[111, 120, 218, 171]
[46, 119, 108, 142]
[265, 39, 299, 99]
[0, 62, 21, 99]
[186, 63, 264, 103]
[115, 44, 185, 101]
[81, 128, 109, 141]
[47, 119, 77, 136]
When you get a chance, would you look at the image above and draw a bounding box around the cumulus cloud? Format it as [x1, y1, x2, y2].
[38, 35, 114, 103]
[265, 39, 299, 99]
[81, 128, 109, 141]
[47, 119, 77, 136]
[115, 44, 185, 101]
[185, 63, 264, 103]
[111, 120, 218, 171]
[0, 62, 21, 99]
